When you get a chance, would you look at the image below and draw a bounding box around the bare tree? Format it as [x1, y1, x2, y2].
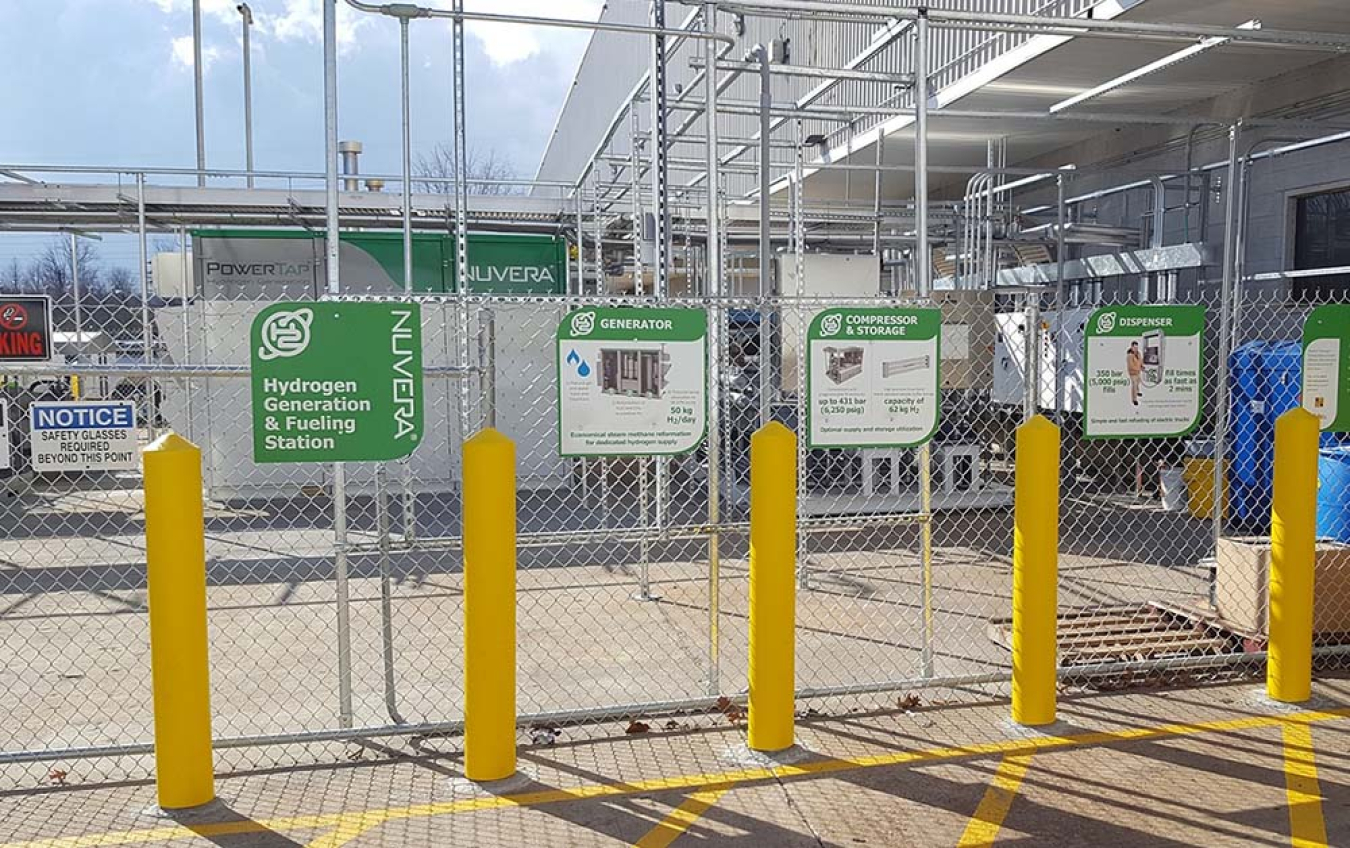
[104, 266, 135, 298]
[29, 237, 102, 299]
[413, 143, 523, 196]
[1, 258, 24, 293]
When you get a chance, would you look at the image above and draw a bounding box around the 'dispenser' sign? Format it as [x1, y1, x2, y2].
[29, 401, 140, 472]
[0, 296, 53, 362]
[250, 302, 424, 463]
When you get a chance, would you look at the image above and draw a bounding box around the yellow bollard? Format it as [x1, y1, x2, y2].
[1012, 415, 1060, 727]
[463, 428, 517, 781]
[1269, 408, 1319, 703]
[143, 432, 215, 810]
[748, 421, 797, 753]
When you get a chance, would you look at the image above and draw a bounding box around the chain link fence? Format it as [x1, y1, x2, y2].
[1, 272, 1348, 782]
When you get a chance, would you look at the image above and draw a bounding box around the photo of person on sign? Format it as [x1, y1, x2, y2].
[1125, 341, 1144, 407]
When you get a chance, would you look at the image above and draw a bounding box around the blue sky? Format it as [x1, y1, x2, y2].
[0, 0, 603, 274]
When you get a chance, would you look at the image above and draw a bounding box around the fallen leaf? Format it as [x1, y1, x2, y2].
[897, 694, 921, 711]
[625, 721, 650, 735]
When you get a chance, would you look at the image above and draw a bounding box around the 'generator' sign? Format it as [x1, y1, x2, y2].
[0, 296, 52, 362]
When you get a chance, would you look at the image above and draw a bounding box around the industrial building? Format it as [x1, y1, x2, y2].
[3, 4, 1350, 844]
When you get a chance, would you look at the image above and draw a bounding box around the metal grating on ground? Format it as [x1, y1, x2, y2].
[987, 604, 1241, 667]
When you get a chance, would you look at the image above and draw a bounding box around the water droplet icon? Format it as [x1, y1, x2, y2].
[578, 361, 591, 377]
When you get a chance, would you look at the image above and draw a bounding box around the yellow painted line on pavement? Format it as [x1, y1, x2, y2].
[6, 707, 1350, 848]
[632, 784, 732, 848]
[303, 810, 392, 848]
[1282, 722, 1328, 848]
[956, 753, 1033, 848]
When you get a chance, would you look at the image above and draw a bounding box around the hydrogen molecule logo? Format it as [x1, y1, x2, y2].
[258, 308, 314, 361]
[819, 313, 844, 337]
[1095, 311, 1118, 335]
[569, 310, 596, 337]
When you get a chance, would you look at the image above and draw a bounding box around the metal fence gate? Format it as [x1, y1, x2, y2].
[1, 280, 1349, 780]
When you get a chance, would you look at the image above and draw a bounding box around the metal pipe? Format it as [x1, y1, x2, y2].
[193, 0, 206, 187]
[375, 463, 406, 725]
[650, 0, 671, 301]
[1054, 175, 1067, 422]
[871, 134, 884, 259]
[452, 0, 469, 295]
[691, 56, 913, 86]
[914, 19, 929, 299]
[394, 19, 420, 543]
[700, 0, 1350, 49]
[0, 363, 475, 378]
[913, 11, 934, 679]
[792, 119, 808, 590]
[667, 99, 1350, 132]
[343, 0, 736, 46]
[703, 0, 722, 695]
[751, 43, 772, 428]
[135, 174, 154, 441]
[179, 226, 192, 440]
[323, 0, 354, 731]
[69, 233, 82, 343]
[399, 19, 413, 294]
[238, 4, 255, 188]
[1210, 122, 1242, 607]
[651, 0, 671, 604]
[323, 3, 341, 293]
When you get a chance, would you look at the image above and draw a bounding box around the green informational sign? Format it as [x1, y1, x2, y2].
[1083, 304, 1205, 439]
[556, 307, 707, 456]
[1302, 303, 1350, 432]
[806, 307, 942, 449]
[251, 302, 424, 463]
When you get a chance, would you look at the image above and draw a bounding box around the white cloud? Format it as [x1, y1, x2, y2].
[146, 0, 373, 52]
[264, 0, 374, 51]
[171, 34, 224, 71]
[151, 0, 242, 25]
[146, 0, 598, 64]
[460, 0, 602, 67]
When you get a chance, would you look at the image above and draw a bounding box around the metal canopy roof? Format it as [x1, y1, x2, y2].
[0, 181, 573, 234]
[784, 0, 1350, 203]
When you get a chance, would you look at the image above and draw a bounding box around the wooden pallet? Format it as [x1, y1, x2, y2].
[986, 603, 1239, 667]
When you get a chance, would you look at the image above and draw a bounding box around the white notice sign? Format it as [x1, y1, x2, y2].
[29, 401, 139, 473]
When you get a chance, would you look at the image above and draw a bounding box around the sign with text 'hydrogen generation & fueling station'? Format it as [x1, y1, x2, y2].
[250, 302, 424, 463]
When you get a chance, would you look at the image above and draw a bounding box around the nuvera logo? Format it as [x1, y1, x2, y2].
[569, 311, 596, 337]
[819, 313, 844, 337]
[1095, 311, 1118, 335]
[257, 309, 314, 361]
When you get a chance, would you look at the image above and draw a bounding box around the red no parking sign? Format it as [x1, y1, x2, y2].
[0, 295, 52, 362]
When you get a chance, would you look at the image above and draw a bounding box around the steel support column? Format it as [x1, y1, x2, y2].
[914, 10, 935, 680]
[703, 1, 723, 695]
[322, 0, 354, 730]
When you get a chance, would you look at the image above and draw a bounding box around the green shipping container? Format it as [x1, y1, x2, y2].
[191, 229, 567, 298]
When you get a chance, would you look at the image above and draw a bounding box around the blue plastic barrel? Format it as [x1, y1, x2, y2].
[1317, 447, 1350, 543]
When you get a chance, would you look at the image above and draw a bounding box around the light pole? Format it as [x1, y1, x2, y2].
[193, 0, 205, 186]
[237, 3, 255, 188]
